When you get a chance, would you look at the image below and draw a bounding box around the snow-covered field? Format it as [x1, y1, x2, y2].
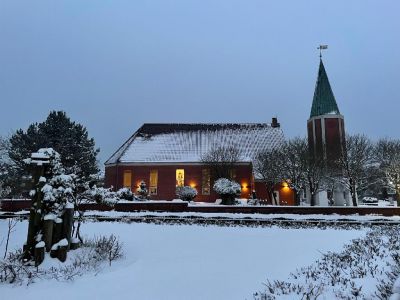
[0, 220, 367, 300]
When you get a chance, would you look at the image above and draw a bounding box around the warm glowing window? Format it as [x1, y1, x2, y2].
[123, 170, 132, 188]
[149, 170, 158, 195]
[202, 169, 210, 195]
[176, 169, 184, 187]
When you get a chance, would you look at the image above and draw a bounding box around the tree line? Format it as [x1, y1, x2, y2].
[255, 135, 400, 206]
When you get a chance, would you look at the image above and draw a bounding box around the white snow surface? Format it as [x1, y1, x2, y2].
[0, 219, 365, 300]
[107, 123, 284, 164]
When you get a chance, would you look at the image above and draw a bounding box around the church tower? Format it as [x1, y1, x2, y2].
[307, 58, 345, 164]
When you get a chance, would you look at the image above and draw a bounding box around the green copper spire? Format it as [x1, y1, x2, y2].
[310, 59, 340, 118]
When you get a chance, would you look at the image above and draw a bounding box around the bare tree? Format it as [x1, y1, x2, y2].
[303, 152, 326, 206]
[375, 138, 400, 204]
[280, 137, 326, 206]
[281, 137, 308, 205]
[254, 148, 284, 205]
[338, 134, 376, 206]
[0, 137, 11, 198]
[201, 146, 241, 180]
[3, 218, 17, 259]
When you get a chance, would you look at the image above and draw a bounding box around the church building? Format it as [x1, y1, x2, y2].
[104, 120, 295, 204]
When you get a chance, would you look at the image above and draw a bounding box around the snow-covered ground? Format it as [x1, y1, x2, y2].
[0, 219, 366, 300]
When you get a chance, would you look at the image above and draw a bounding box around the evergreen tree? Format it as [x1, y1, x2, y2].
[8, 111, 100, 196]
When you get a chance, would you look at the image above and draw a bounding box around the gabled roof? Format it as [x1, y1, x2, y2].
[105, 123, 285, 165]
[310, 59, 340, 118]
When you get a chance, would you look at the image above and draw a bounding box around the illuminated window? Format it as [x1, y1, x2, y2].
[123, 170, 132, 189]
[202, 169, 210, 195]
[149, 170, 158, 195]
[176, 169, 184, 187]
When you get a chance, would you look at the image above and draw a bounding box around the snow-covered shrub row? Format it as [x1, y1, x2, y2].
[176, 186, 198, 201]
[254, 226, 400, 299]
[0, 235, 123, 285]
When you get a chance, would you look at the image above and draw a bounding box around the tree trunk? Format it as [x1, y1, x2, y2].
[75, 220, 83, 243]
[351, 183, 358, 207]
[266, 185, 278, 205]
[310, 193, 316, 206]
[294, 190, 301, 206]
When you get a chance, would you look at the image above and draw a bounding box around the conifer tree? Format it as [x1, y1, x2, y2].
[8, 111, 99, 196]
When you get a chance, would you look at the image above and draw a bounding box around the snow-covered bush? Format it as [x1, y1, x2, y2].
[116, 187, 134, 201]
[136, 181, 149, 200]
[176, 186, 198, 201]
[0, 235, 123, 285]
[90, 186, 118, 207]
[213, 178, 241, 205]
[27, 148, 76, 217]
[91, 234, 123, 266]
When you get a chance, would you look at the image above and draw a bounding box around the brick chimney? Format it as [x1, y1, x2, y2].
[271, 117, 280, 128]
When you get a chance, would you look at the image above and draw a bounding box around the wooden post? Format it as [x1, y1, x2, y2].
[63, 204, 74, 250]
[57, 239, 68, 262]
[34, 241, 45, 266]
[50, 243, 59, 258]
[52, 217, 63, 245]
[43, 216, 55, 252]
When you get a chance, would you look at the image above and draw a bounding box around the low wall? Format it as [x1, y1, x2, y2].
[1, 199, 400, 216]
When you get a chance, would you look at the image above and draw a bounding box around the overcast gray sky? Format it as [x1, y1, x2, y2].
[1, 0, 399, 164]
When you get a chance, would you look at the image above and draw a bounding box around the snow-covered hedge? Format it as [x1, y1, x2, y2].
[176, 186, 198, 201]
[254, 225, 400, 299]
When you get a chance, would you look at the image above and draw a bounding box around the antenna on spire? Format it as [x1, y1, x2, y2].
[317, 45, 328, 58]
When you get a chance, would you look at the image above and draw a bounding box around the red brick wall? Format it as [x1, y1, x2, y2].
[254, 182, 294, 205]
[307, 121, 314, 154]
[314, 118, 323, 158]
[105, 164, 253, 202]
[325, 118, 342, 161]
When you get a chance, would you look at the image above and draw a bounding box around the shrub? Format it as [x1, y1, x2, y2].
[136, 181, 149, 200]
[176, 186, 198, 201]
[213, 178, 241, 205]
[116, 188, 134, 201]
[0, 234, 124, 285]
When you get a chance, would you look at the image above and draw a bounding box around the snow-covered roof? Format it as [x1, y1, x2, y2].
[105, 123, 285, 165]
